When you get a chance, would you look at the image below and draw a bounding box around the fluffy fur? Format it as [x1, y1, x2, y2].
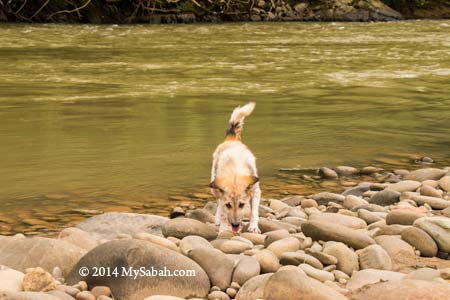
[209, 102, 261, 233]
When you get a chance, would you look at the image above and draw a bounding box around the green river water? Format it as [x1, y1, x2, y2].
[0, 21, 449, 234]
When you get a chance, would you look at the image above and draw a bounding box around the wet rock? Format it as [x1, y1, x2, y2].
[346, 269, 405, 291]
[134, 232, 179, 252]
[404, 168, 445, 182]
[385, 209, 426, 225]
[414, 217, 450, 252]
[22, 267, 56, 292]
[77, 212, 168, 239]
[310, 192, 345, 205]
[343, 195, 369, 209]
[0, 265, 24, 292]
[323, 242, 359, 276]
[401, 226, 438, 257]
[66, 239, 210, 299]
[302, 220, 375, 249]
[334, 166, 359, 176]
[179, 235, 212, 255]
[58, 228, 98, 251]
[388, 180, 421, 192]
[318, 167, 338, 179]
[235, 273, 272, 300]
[369, 189, 401, 206]
[263, 266, 348, 300]
[267, 237, 300, 258]
[438, 176, 450, 192]
[232, 256, 260, 286]
[0, 236, 85, 277]
[279, 252, 323, 269]
[253, 250, 280, 273]
[186, 208, 215, 224]
[342, 183, 371, 197]
[162, 218, 217, 240]
[299, 263, 334, 282]
[309, 212, 367, 229]
[357, 244, 392, 270]
[281, 195, 304, 207]
[411, 195, 450, 209]
[349, 279, 450, 300]
[188, 247, 233, 290]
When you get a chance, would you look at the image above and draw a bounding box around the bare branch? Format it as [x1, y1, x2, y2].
[31, 0, 50, 19]
[47, 0, 92, 20]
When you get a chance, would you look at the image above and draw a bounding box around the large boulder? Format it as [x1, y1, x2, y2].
[162, 218, 217, 240]
[414, 217, 450, 253]
[302, 220, 375, 249]
[263, 266, 348, 300]
[386, 210, 426, 225]
[0, 236, 85, 277]
[349, 279, 450, 300]
[401, 226, 438, 257]
[357, 245, 392, 270]
[76, 213, 168, 239]
[66, 239, 209, 300]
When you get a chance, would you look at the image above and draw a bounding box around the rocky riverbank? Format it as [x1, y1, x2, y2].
[1, 164, 450, 300]
[1, 0, 449, 24]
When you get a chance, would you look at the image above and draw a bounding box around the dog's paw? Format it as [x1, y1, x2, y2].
[247, 224, 261, 234]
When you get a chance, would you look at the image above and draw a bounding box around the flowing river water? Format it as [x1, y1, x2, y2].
[0, 21, 449, 235]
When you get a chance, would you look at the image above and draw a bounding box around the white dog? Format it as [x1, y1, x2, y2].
[209, 102, 261, 234]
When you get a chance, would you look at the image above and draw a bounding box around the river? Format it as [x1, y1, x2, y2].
[0, 21, 449, 235]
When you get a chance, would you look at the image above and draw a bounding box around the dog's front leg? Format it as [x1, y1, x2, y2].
[215, 199, 222, 226]
[248, 183, 261, 233]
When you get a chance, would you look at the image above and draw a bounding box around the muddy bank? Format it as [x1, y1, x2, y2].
[1, 0, 449, 24]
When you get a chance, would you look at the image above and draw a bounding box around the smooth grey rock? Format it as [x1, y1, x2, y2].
[0, 236, 85, 277]
[188, 247, 233, 291]
[76, 213, 168, 239]
[66, 239, 210, 299]
[357, 244, 392, 270]
[388, 181, 421, 192]
[414, 217, 450, 252]
[411, 195, 450, 209]
[302, 220, 375, 249]
[334, 166, 359, 176]
[310, 193, 345, 205]
[232, 256, 260, 286]
[369, 189, 401, 206]
[323, 242, 359, 276]
[343, 195, 369, 209]
[279, 252, 323, 269]
[401, 226, 438, 257]
[309, 212, 367, 229]
[318, 167, 338, 179]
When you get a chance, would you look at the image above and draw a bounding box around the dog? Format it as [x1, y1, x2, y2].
[209, 102, 261, 234]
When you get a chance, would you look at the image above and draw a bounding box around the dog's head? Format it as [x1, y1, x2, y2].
[209, 175, 259, 233]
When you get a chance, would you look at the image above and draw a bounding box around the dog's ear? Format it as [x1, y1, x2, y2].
[209, 180, 223, 191]
[247, 176, 259, 189]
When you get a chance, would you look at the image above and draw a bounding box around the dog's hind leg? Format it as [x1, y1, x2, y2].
[248, 182, 261, 233]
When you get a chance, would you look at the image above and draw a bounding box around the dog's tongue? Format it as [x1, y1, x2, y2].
[231, 225, 240, 233]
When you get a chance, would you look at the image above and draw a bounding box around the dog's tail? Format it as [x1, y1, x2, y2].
[226, 102, 255, 141]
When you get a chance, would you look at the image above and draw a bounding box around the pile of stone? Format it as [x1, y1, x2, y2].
[1, 166, 450, 300]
